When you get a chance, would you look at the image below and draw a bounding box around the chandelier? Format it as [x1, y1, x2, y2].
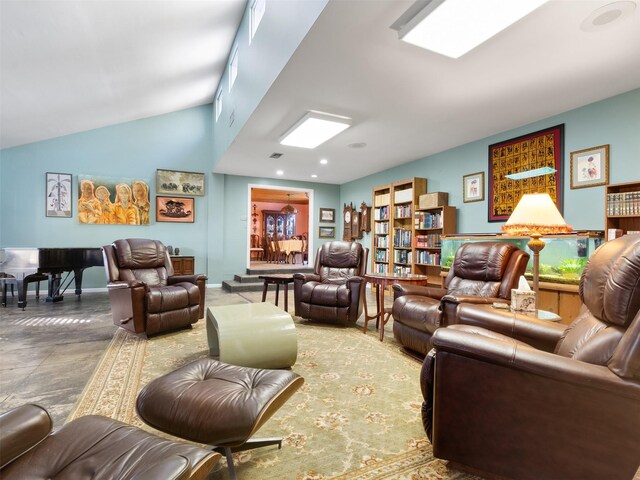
[281, 194, 298, 214]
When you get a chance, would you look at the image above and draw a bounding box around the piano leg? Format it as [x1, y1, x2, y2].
[17, 279, 28, 309]
[46, 273, 64, 303]
[73, 268, 85, 296]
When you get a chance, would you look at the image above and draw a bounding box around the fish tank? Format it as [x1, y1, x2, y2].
[441, 231, 605, 285]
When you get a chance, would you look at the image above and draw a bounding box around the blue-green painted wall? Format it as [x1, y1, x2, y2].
[340, 89, 640, 252]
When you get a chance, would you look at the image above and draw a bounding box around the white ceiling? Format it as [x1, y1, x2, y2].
[215, 0, 640, 184]
[1, 0, 639, 187]
[0, 0, 246, 149]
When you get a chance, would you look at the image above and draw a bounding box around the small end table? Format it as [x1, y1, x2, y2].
[258, 274, 295, 312]
[363, 273, 429, 341]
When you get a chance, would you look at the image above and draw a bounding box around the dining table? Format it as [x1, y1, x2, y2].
[278, 239, 304, 262]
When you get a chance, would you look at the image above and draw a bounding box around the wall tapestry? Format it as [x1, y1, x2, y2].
[488, 124, 564, 222]
[78, 175, 150, 225]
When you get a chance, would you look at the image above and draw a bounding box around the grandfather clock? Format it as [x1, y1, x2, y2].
[342, 203, 352, 241]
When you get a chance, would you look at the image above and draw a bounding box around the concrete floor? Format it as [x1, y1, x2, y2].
[0, 286, 391, 427]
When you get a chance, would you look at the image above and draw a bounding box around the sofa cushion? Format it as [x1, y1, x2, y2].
[299, 282, 350, 308]
[392, 294, 441, 333]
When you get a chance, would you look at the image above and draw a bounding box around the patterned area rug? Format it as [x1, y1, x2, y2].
[68, 312, 478, 480]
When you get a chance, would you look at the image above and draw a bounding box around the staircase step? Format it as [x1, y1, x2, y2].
[233, 274, 264, 283]
[246, 267, 314, 275]
[222, 279, 295, 293]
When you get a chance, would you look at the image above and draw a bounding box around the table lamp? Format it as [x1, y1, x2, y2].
[502, 193, 572, 308]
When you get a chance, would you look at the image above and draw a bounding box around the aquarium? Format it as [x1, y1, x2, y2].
[441, 232, 605, 285]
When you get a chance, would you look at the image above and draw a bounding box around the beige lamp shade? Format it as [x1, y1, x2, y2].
[502, 193, 572, 235]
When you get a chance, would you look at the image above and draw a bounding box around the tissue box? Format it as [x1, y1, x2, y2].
[511, 289, 536, 312]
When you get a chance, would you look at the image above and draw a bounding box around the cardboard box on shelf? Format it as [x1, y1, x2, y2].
[419, 192, 448, 209]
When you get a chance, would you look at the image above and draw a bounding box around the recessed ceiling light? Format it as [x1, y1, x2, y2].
[279, 111, 352, 149]
[311, 174, 318, 178]
[393, 0, 548, 58]
[581, 1, 636, 32]
[276, 170, 284, 176]
[320, 159, 328, 165]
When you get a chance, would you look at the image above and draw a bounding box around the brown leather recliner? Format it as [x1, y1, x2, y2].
[392, 242, 529, 355]
[0, 404, 218, 479]
[421, 233, 640, 480]
[102, 238, 207, 336]
[293, 241, 368, 325]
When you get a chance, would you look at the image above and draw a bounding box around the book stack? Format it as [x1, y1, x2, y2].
[393, 228, 412, 248]
[415, 233, 442, 248]
[607, 191, 640, 215]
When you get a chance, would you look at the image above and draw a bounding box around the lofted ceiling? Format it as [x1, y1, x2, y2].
[251, 188, 309, 204]
[0, 0, 246, 149]
[1, 0, 639, 187]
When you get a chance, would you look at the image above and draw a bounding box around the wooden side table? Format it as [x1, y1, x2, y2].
[363, 273, 429, 341]
[170, 255, 194, 275]
[258, 274, 295, 312]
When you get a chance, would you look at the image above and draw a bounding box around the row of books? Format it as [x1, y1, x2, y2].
[374, 193, 391, 207]
[394, 250, 411, 264]
[393, 228, 412, 248]
[607, 229, 640, 241]
[374, 206, 390, 220]
[415, 211, 444, 229]
[607, 191, 640, 215]
[393, 265, 412, 275]
[374, 222, 389, 234]
[394, 205, 412, 218]
[415, 251, 441, 266]
[415, 233, 442, 248]
[374, 250, 389, 262]
[374, 236, 389, 247]
[373, 263, 389, 274]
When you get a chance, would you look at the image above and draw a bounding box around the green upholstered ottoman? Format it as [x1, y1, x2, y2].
[206, 303, 297, 368]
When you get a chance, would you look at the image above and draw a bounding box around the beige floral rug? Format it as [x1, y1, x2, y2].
[68, 310, 478, 480]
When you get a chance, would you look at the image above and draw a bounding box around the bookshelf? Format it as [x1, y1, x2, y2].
[390, 178, 428, 275]
[605, 181, 640, 241]
[413, 206, 456, 286]
[372, 184, 391, 274]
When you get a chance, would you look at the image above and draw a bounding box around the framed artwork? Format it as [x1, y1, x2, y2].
[488, 124, 564, 222]
[570, 144, 609, 189]
[156, 169, 205, 196]
[78, 175, 150, 225]
[319, 208, 335, 223]
[156, 196, 195, 223]
[463, 172, 485, 203]
[319, 226, 335, 238]
[360, 202, 372, 232]
[46, 172, 72, 218]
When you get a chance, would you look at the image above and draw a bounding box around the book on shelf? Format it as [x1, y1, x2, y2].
[393, 228, 412, 248]
[374, 193, 390, 207]
[607, 191, 640, 216]
[394, 188, 413, 204]
[374, 206, 390, 220]
[607, 228, 624, 241]
[394, 204, 412, 218]
[414, 211, 443, 229]
[415, 233, 442, 248]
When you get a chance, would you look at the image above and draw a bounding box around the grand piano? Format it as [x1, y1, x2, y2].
[0, 247, 104, 309]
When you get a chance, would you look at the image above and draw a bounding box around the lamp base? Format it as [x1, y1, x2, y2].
[527, 233, 545, 310]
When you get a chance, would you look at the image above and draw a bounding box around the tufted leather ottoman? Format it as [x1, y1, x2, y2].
[136, 358, 304, 479]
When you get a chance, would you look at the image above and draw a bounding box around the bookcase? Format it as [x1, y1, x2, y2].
[413, 206, 457, 285]
[372, 178, 428, 275]
[605, 181, 640, 241]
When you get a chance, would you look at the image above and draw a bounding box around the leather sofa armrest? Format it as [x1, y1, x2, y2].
[107, 280, 146, 289]
[0, 404, 52, 469]
[293, 273, 320, 283]
[455, 303, 565, 351]
[168, 274, 207, 285]
[392, 284, 447, 299]
[441, 294, 504, 305]
[346, 276, 363, 289]
[432, 327, 640, 398]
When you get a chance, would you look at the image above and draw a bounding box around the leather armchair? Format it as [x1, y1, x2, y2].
[0, 404, 218, 479]
[422, 233, 640, 480]
[293, 241, 368, 325]
[392, 242, 529, 355]
[103, 238, 207, 336]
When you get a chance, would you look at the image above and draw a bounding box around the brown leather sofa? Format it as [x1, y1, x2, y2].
[392, 242, 529, 355]
[102, 238, 207, 336]
[421, 233, 640, 480]
[293, 241, 368, 325]
[0, 404, 218, 479]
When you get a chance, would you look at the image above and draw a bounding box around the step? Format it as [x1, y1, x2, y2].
[222, 279, 295, 293]
[246, 267, 314, 275]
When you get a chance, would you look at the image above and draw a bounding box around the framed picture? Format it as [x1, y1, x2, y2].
[46, 172, 72, 218]
[78, 175, 150, 225]
[570, 144, 609, 189]
[463, 172, 485, 203]
[488, 124, 564, 222]
[156, 169, 205, 196]
[319, 226, 335, 238]
[319, 207, 335, 223]
[156, 196, 195, 223]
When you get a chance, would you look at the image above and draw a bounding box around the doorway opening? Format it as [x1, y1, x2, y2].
[247, 184, 314, 270]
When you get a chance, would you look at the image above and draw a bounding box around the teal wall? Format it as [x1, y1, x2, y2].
[211, 0, 329, 167]
[340, 89, 640, 252]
